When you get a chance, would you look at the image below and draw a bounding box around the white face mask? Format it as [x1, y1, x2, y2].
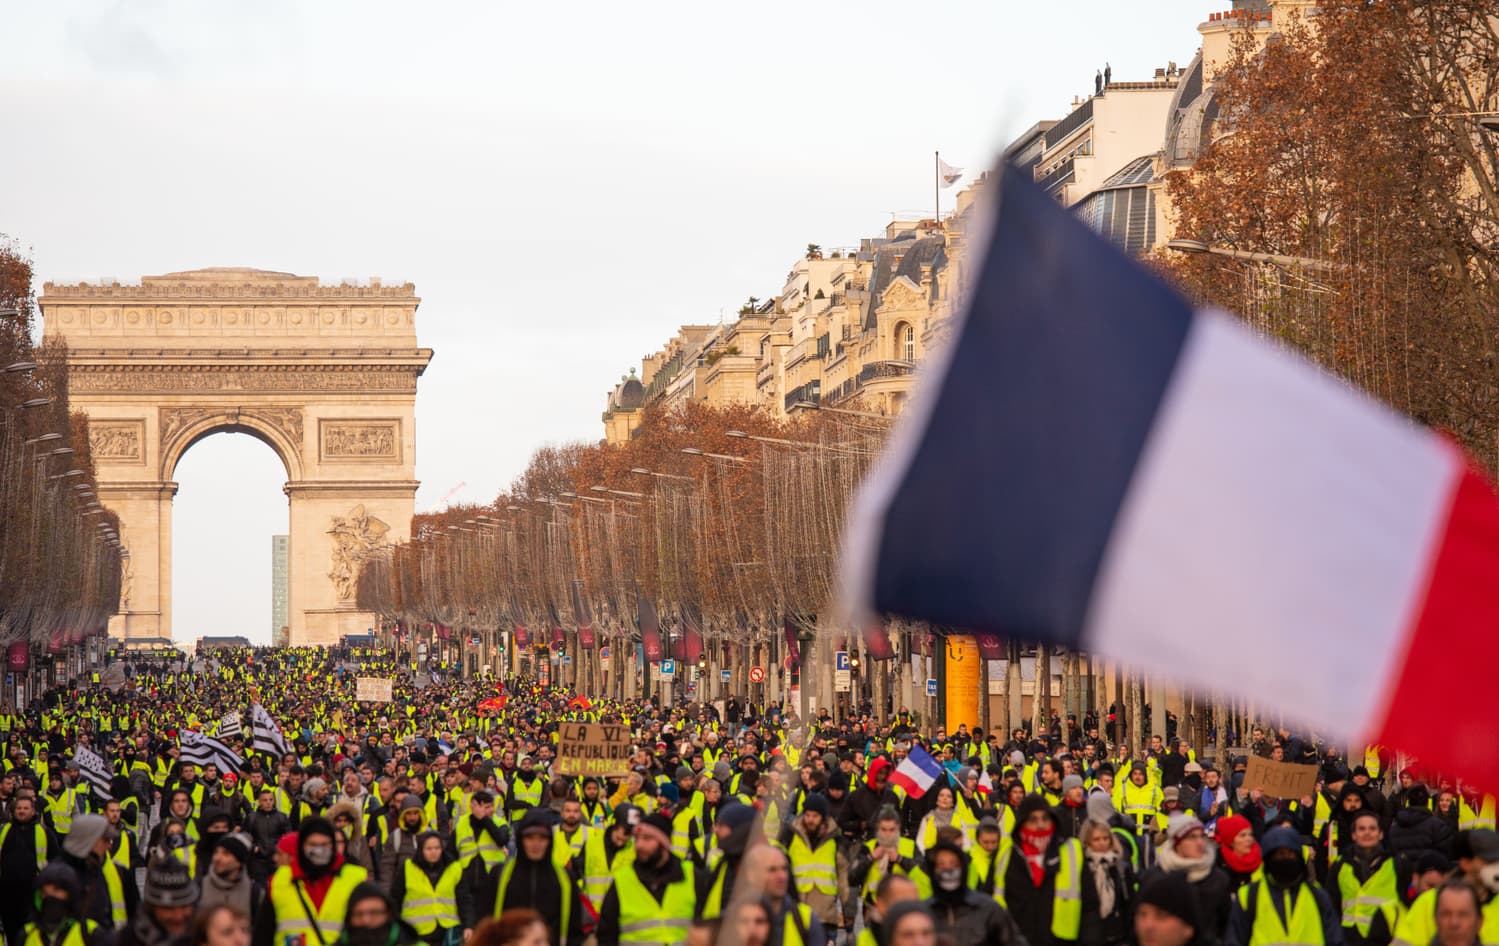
[936, 868, 963, 891]
[1479, 863, 1499, 894]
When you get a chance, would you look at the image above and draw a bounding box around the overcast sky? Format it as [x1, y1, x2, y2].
[1, 1, 1196, 644]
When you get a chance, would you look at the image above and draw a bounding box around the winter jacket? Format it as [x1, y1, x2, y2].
[928, 887, 1029, 946]
[1387, 807, 1456, 861]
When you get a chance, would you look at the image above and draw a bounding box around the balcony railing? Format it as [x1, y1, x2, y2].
[784, 380, 821, 411]
[1047, 97, 1094, 146]
[859, 360, 915, 384]
[1035, 157, 1076, 196]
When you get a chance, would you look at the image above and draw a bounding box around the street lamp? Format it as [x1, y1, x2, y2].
[680, 447, 748, 464]
[631, 467, 694, 482]
[1166, 239, 1339, 272]
[726, 429, 878, 455]
[50, 447, 75, 456]
[3, 362, 36, 374]
[24, 433, 62, 446]
[49, 469, 86, 480]
[1478, 116, 1499, 134]
[21, 398, 51, 409]
[590, 485, 646, 498]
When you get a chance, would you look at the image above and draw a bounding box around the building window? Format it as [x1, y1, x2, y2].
[897, 322, 915, 362]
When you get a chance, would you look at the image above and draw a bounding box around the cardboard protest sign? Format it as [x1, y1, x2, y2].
[355, 677, 394, 702]
[555, 721, 631, 778]
[1242, 755, 1320, 800]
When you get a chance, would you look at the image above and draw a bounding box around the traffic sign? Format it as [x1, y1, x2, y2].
[835, 651, 850, 672]
[562, 656, 572, 665]
[926, 678, 938, 696]
[660, 659, 676, 677]
[720, 669, 731, 683]
[600, 646, 611, 660]
[749, 666, 766, 684]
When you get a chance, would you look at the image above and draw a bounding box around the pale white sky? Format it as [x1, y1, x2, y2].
[0, 1, 1198, 643]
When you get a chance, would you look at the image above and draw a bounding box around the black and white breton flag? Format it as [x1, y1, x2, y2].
[251, 703, 292, 758]
[216, 711, 243, 741]
[72, 745, 112, 798]
[179, 729, 242, 775]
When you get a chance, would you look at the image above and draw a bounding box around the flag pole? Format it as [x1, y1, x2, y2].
[934, 151, 940, 224]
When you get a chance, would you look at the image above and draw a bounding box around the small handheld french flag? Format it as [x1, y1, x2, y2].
[841, 164, 1499, 791]
[890, 746, 945, 799]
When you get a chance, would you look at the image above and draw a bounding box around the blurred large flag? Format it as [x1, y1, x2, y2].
[841, 164, 1499, 789]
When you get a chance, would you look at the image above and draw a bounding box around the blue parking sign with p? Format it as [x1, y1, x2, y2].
[835, 651, 850, 672]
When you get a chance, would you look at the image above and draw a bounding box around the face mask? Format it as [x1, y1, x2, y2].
[304, 844, 334, 866]
[1479, 863, 1499, 894]
[166, 833, 189, 850]
[936, 868, 964, 891]
[345, 925, 393, 946]
[1266, 856, 1305, 887]
[38, 896, 69, 928]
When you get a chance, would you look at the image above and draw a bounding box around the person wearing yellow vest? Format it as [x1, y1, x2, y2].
[0, 796, 58, 946]
[1121, 763, 1166, 837]
[857, 874, 922, 946]
[926, 838, 1030, 945]
[1001, 795, 1085, 946]
[453, 790, 509, 873]
[1392, 829, 1499, 946]
[742, 843, 822, 946]
[779, 794, 848, 935]
[23, 863, 99, 946]
[493, 811, 582, 946]
[1325, 811, 1401, 946]
[1223, 826, 1343, 946]
[851, 808, 931, 915]
[1458, 791, 1498, 833]
[56, 814, 134, 930]
[915, 785, 979, 854]
[596, 812, 701, 946]
[552, 799, 591, 871]
[580, 804, 640, 913]
[506, 756, 545, 824]
[393, 832, 474, 944]
[258, 817, 369, 946]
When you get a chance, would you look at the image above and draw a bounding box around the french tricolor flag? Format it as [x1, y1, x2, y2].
[891, 746, 945, 799]
[842, 165, 1499, 790]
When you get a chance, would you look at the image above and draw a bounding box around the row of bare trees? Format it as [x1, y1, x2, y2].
[0, 237, 122, 654]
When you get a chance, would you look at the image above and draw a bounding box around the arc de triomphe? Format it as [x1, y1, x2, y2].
[39, 268, 433, 646]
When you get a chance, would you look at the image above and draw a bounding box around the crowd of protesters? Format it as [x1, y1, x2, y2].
[0, 645, 1492, 946]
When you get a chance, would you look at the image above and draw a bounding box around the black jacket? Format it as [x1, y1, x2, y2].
[928, 888, 1028, 946]
[1387, 807, 1456, 861]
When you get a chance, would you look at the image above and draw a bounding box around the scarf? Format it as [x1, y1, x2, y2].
[1020, 826, 1054, 887]
[196, 867, 251, 915]
[1155, 839, 1218, 882]
[1220, 842, 1262, 875]
[1086, 849, 1119, 918]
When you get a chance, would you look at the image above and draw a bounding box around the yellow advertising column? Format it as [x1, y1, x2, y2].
[945, 634, 981, 732]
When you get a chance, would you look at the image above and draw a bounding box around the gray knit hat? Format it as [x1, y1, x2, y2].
[61, 813, 116, 860]
[143, 855, 198, 908]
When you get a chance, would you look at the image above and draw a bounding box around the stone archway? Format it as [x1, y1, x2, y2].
[39, 268, 433, 646]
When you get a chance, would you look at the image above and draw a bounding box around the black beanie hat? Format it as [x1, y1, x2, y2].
[1138, 871, 1200, 930]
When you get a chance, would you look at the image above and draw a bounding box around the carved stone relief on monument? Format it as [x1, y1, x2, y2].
[320, 420, 400, 461]
[328, 504, 390, 602]
[159, 406, 305, 460]
[87, 421, 145, 463]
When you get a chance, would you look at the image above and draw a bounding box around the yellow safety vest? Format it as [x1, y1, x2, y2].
[611, 859, 696, 946]
[582, 831, 634, 907]
[778, 902, 814, 946]
[1332, 857, 1397, 935]
[1460, 795, 1498, 832]
[553, 825, 589, 870]
[859, 838, 929, 904]
[1121, 781, 1163, 833]
[1392, 888, 1499, 946]
[47, 788, 78, 836]
[1239, 881, 1326, 946]
[1363, 746, 1384, 780]
[918, 808, 978, 851]
[967, 840, 1012, 907]
[1051, 839, 1083, 940]
[509, 775, 543, 820]
[23, 920, 98, 946]
[0, 823, 48, 870]
[454, 816, 507, 870]
[101, 857, 128, 929]
[494, 857, 573, 933]
[787, 832, 838, 897]
[268, 864, 368, 946]
[400, 859, 462, 934]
